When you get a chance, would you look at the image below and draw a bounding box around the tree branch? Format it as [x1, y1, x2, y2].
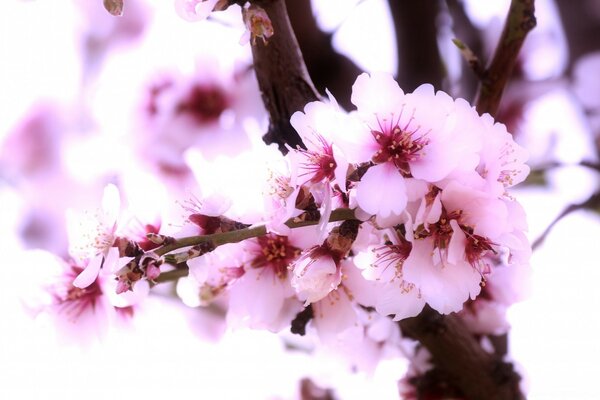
[400, 306, 525, 400]
[285, 0, 363, 111]
[250, 0, 320, 152]
[532, 190, 600, 250]
[388, 0, 444, 91]
[153, 208, 357, 257]
[446, 0, 483, 99]
[475, 0, 536, 116]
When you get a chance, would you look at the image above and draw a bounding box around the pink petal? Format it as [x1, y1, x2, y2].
[375, 282, 425, 321]
[356, 164, 407, 218]
[73, 255, 103, 288]
[351, 72, 405, 119]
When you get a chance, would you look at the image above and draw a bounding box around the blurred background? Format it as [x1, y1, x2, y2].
[1, 0, 600, 398]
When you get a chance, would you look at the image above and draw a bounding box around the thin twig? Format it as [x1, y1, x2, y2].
[153, 208, 356, 257]
[452, 38, 485, 79]
[532, 190, 600, 250]
[475, 0, 536, 117]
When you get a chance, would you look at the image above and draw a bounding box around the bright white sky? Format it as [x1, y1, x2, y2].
[1, 0, 599, 399]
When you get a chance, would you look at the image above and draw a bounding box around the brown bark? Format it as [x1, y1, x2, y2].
[400, 306, 525, 400]
[250, 0, 320, 152]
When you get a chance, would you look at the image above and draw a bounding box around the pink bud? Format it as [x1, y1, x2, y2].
[116, 279, 131, 294]
[146, 262, 161, 281]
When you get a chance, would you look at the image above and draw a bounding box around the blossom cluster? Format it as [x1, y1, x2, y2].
[29, 71, 530, 368]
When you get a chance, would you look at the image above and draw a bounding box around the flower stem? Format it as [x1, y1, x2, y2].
[154, 268, 189, 284]
[153, 207, 357, 257]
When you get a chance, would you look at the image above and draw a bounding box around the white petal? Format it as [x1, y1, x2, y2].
[448, 220, 466, 265]
[375, 282, 425, 321]
[356, 164, 407, 218]
[313, 291, 357, 344]
[351, 72, 405, 118]
[73, 255, 103, 288]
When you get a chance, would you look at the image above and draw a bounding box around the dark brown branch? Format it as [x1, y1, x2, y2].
[400, 306, 525, 400]
[475, 0, 536, 116]
[251, 0, 320, 152]
[388, 0, 444, 91]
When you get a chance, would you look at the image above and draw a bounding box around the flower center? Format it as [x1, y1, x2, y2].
[462, 226, 496, 274]
[414, 208, 496, 272]
[372, 236, 412, 280]
[54, 266, 103, 321]
[371, 125, 428, 175]
[176, 84, 228, 124]
[297, 134, 337, 184]
[251, 234, 301, 279]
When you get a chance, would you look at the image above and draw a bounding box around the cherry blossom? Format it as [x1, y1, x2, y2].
[67, 184, 122, 288]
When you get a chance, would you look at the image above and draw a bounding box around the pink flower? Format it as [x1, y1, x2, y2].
[262, 157, 302, 235]
[20, 250, 134, 344]
[289, 100, 349, 191]
[476, 114, 530, 195]
[338, 72, 482, 220]
[186, 231, 309, 331]
[353, 229, 426, 320]
[291, 245, 342, 304]
[400, 182, 517, 314]
[67, 184, 122, 288]
[402, 237, 482, 314]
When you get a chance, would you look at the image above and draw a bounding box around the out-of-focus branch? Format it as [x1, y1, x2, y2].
[388, 0, 444, 91]
[299, 378, 335, 400]
[285, 0, 363, 111]
[533, 190, 600, 250]
[446, 0, 483, 99]
[250, 0, 320, 152]
[400, 306, 525, 400]
[555, 0, 600, 75]
[475, 0, 536, 116]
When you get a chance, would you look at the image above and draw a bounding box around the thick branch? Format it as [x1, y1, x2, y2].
[251, 0, 320, 152]
[400, 306, 524, 400]
[475, 0, 536, 116]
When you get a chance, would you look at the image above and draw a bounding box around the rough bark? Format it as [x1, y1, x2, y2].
[250, 0, 320, 152]
[400, 306, 525, 400]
